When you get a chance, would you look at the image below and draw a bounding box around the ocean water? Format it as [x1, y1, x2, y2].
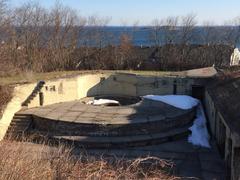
[79, 26, 240, 47]
[2, 26, 239, 48]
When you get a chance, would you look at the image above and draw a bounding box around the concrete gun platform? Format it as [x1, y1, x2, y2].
[13, 98, 196, 148]
[6, 97, 226, 179]
[22, 98, 195, 125]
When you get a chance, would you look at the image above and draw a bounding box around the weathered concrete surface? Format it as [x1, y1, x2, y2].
[26, 72, 207, 109]
[1, 69, 215, 141]
[186, 67, 217, 78]
[7, 98, 195, 148]
[81, 138, 226, 180]
[205, 77, 240, 180]
[0, 83, 36, 140]
[23, 99, 194, 124]
[19, 98, 195, 138]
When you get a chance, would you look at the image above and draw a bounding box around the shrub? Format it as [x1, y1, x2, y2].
[0, 140, 178, 180]
[0, 85, 13, 118]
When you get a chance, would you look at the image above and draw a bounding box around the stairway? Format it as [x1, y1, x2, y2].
[29, 120, 192, 148]
[51, 125, 190, 148]
[21, 81, 45, 107]
[4, 113, 33, 140]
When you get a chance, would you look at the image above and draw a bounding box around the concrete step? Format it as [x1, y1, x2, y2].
[3, 114, 32, 140]
[32, 90, 38, 93]
[8, 124, 30, 134]
[4, 132, 26, 140]
[20, 81, 45, 107]
[34, 116, 194, 137]
[14, 117, 31, 120]
[6, 129, 26, 134]
[9, 123, 30, 130]
[12, 118, 31, 122]
[31, 126, 190, 148]
[7, 123, 30, 132]
[10, 120, 31, 125]
[11, 115, 32, 124]
[14, 113, 31, 117]
[29, 97, 34, 100]
[22, 90, 39, 106]
[22, 95, 37, 106]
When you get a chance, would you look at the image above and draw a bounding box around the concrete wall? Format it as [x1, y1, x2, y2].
[27, 73, 196, 108]
[0, 83, 36, 140]
[28, 77, 79, 108]
[0, 73, 199, 141]
[86, 74, 195, 97]
[204, 91, 240, 180]
[204, 92, 217, 135]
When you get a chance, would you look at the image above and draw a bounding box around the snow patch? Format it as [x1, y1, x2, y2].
[230, 48, 240, 66]
[143, 95, 210, 148]
[188, 103, 210, 148]
[87, 99, 120, 106]
[143, 95, 199, 110]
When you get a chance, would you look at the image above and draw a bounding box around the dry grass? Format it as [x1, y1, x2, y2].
[0, 140, 179, 180]
[0, 85, 13, 118]
[0, 70, 179, 86]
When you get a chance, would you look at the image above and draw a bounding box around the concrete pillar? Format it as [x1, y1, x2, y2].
[173, 79, 177, 95]
[39, 92, 44, 106]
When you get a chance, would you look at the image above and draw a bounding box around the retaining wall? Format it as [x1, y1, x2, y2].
[0, 72, 200, 140]
[204, 91, 240, 180]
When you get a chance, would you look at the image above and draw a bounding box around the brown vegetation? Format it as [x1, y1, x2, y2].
[0, 85, 13, 118]
[0, 1, 237, 76]
[0, 140, 178, 180]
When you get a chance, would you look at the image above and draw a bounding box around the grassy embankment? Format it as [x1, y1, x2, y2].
[0, 140, 178, 180]
[0, 86, 13, 118]
[0, 70, 183, 86]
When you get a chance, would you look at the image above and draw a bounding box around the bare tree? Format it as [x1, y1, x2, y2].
[162, 16, 179, 44]
[0, 0, 17, 76]
[11, 2, 50, 70]
[223, 17, 240, 47]
[0, 0, 7, 23]
[232, 17, 240, 47]
[84, 15, 112, 69]
[87, 15, 111, 48]
[43, 1, 86, 71]
[150, 18, 162, 46]
[0, 1, 235, 74]
[114, 33, 133, 69]
[0, 0, 11, 39]
[202, 21, 218, 45]
[179, 14, 197, 44]
[6, 1, 87, 72]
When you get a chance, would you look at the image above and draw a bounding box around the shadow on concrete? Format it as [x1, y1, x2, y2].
[27, 74, 197, 149]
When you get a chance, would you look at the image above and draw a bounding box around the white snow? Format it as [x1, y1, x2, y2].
[230, 48, 240, 66]
[87, 99, 120, 106]
[143, 95, 199, 110]
[143, 95, 210, 148]
[188, 103, 210, 148]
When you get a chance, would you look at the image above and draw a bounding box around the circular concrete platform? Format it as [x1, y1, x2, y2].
[16, 98, 196, 148]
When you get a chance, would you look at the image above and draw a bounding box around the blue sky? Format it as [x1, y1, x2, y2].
[10, 0, 240, 25]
